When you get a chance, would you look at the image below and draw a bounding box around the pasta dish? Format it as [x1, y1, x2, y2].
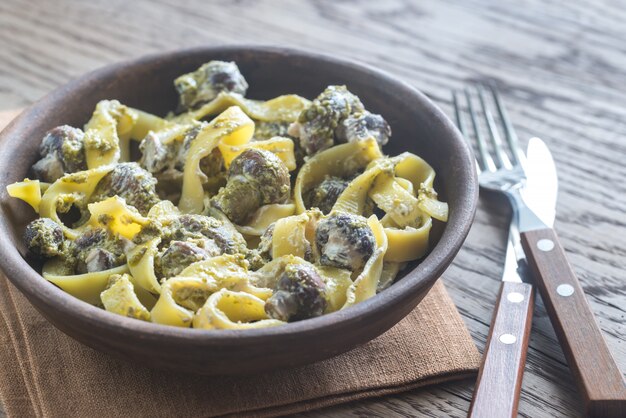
[7, 61, 448, 329]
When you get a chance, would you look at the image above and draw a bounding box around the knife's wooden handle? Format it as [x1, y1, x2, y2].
[468, 281, 534, 418]
[521, 228, 626, 417]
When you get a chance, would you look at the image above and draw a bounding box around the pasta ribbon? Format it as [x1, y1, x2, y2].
[235, 203, 295, 236]
[177, 254, 272, 299]
[85, 196, 149, 240]
[378, 262, 404, 292]
[343, 215, 388, 307]
[171, 92, 311, 124]
[147, 199, 181, 221]
[39, 166, 114, 239]
[179, 106, 255, 214]
[192, 289, 284, 330]
[271, 212, 309, 259]
[250, 254, 303, 289]
[331, 158, 391, 215]
[331, 151, 446, 263]
[220, 136, 296, 171]
[382, 218, 432, 262]
[126, 109, 173, 143]
[270, 210, 322, 261]
[100, 274, 151, 321]
[84, 100, 137, 168]
[369, 172, 421, 226]
[294, 138, 383, 214]
[151, 254, 273, 327]
[247, 137, 296, 170]
[394, 152, 436, 190]
[417, 184, 449, 222]
[151, 276, 212, 327]
[317, 265, 352, 313]
[6, 179, 42, 212]
[42, 259, 129, 305]
[127, 237, 162, 294]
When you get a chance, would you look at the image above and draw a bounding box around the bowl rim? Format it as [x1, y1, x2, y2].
[0, 45, 478, 343]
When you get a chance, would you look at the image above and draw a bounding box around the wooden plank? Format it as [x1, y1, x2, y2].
[1, 0, 624, 416]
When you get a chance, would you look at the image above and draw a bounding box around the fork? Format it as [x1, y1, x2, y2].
[455, 86, 626, 418]
[454, 86, 535, 418]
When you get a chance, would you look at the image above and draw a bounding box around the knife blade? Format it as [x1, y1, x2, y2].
[519, 137, 557, 228]
[502, 223, 531, 284]
[502, 137, 557, 285]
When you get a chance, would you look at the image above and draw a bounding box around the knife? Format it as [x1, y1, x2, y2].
[518, 138, 626, 417]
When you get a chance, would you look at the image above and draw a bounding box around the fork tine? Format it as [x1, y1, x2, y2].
[453, 91, 481, 174]
[464, 88, 496, 172]
[477, 86, 512, 169]
[490, 85, 523, 165]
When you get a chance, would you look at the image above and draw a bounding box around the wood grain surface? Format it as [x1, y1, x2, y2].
[1, 0, 625, 416]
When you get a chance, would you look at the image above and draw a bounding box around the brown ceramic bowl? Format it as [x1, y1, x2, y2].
[0, 46, 477, 375]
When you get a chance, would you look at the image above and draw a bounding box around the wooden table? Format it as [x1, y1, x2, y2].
[1, 0, 624, 416]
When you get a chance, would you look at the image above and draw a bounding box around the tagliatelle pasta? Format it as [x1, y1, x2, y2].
[170, 92, 311, 124]
[85, 196, 149, 239]
[83, 100, 137, 168]
[39, 165, 114, 239]
[193, 289, 285, 330]
[6, 179, 42, 212]
[235, 203, 296, 236]
[128, 237, 163, 294]
[100, 273, 152, 321]
[178, 106, 255, 213]
[8, 60, 447, 329]
[294, 138, 383, 214]
[150, 254, 273, 327]
[43, 260, 130, 305]
[220, 136, 296, 171]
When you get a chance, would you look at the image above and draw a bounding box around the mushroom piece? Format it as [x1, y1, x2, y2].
[165, 214, 248, 256]
[72, 228, 127, 274]
[335, 112, 391, 147]
[155, 240, 211, 278]
[211, 148, 290, 225]
[138, 131, 172, 174]
[315, 212, 376, 271]
[89, 162, 160, 215]
[245, 223, 275, 271]
[31, 125, 87, 182]
[304, 176, 350, 214]
[288, 85, 364, 156]
[256, 223, 275, 262]
[174, 61, 249, 112]
[83, 248, 116, 273]
[23, 218, 65, 258]
[264, 262, 327, 322]
[253, 121, 291, 140]
[139, 125, 226, 198]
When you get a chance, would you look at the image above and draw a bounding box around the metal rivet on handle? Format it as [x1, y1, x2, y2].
[499, 334, 516, 344]
[557, 284, 575, 297]
[537, 239, 555, 252]
[507, 292, 524, 303]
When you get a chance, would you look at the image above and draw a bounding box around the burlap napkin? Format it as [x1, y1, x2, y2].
[0, 273, 479, 417]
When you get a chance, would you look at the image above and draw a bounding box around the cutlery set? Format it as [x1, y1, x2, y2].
[453, 86, 626, 418]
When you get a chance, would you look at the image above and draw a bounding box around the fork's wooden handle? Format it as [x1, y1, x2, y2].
[521, 228, 626, 417]
[468, 281, 534, 418]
